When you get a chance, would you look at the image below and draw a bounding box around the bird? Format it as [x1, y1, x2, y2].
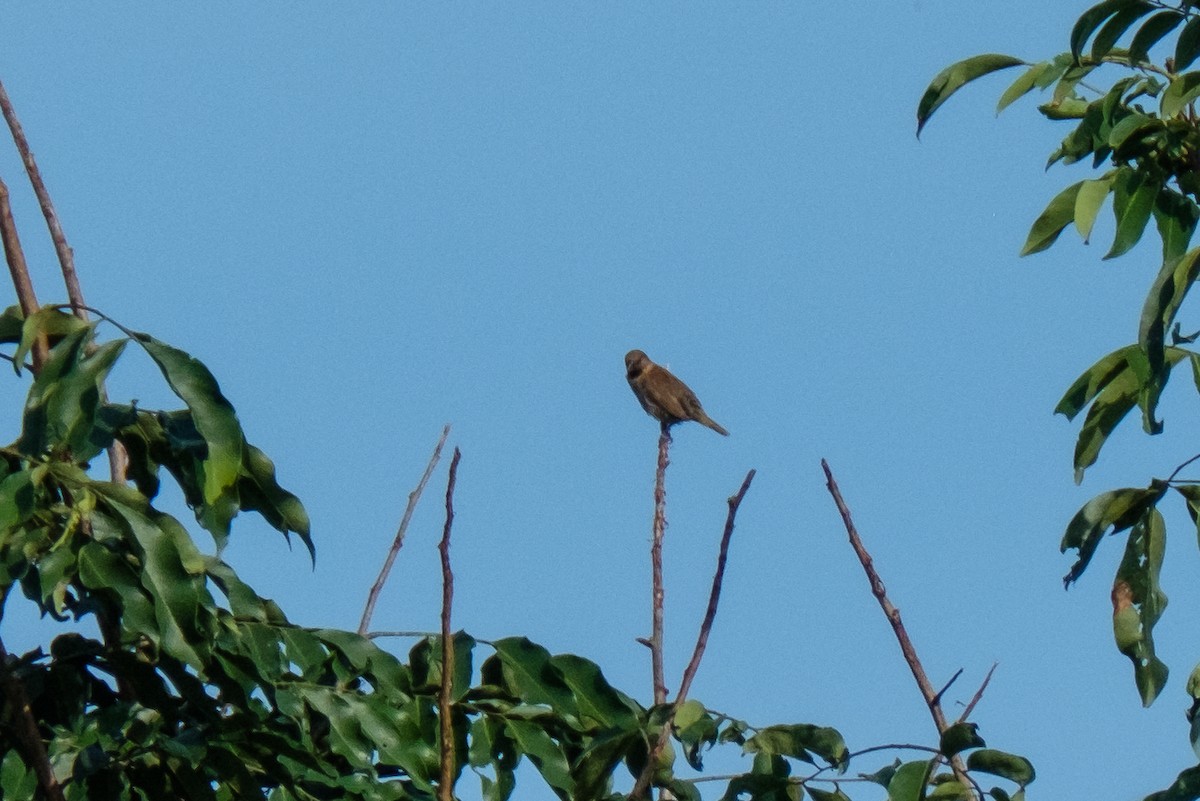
[624, 349, 729, 436]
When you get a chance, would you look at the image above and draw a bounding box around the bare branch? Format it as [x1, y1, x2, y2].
[821, 459, 969, 781]
[0, 637, 66, 801]
[0, 175, 45, 371]
[957, 662, 999, 724]
[359, 425, 451, 635]
[675, 469, 755, 704]
[931, 668, 963, 708]
[632, 469, 756, 801]
[437, 447, 461, 801]
[650, 423, 671, 705]
[0, 78, 85, 321]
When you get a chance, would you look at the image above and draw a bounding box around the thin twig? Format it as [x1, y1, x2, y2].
[1167, 452, 1200, 483]
[676, 469, 754, 703]
[820, 460, 969, 781]
[0, 175, 45, 371]
[0, 78, 85, 322]
[437, 447, 461, 801]
[0, 637, 66, 801]
[358, 425, 451, 635]
[650, 424, 671, 705]
[632, 470, 756, 801]
[931, 668, 963, 708]
[957, 662, 998, 724]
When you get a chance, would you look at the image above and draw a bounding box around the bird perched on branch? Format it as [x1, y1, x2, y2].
[624, 349, 729, 436]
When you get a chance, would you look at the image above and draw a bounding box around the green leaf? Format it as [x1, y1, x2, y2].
[808, 788, 852, 801]
[135, 335, 244, 539]
[917, 54, 1026, 136]
[1113, 508, 1169, 706]
[490, 638, 580, 722]
[1072, 0, 1145, 60]
[1143, 765, 1200, 801]
[938, 722, 985, 757]
[996, 63, 1047, 114]
[572, 729, 638, 801]
[550, 653, 642, 731]
[1141, 247, 1200, 367]
[1021, 182, 1085, 256]
[1161, 72, 1200, 117]
[77, 540, 158, 645]
[0, 469, 38, 534]
[887, 760, 933, 801]
[1090, 3, 1157, 59]
[1107, 168, 1162, 259]
[1061, 485, 1167, 586]
[0, 749, 37, 800]
[0, 305, 24, 346]
[1074, 174, 1116, 242]
[505, 719, 574, 798]
[966, 749, 1036, 786]
[744, 724, 848, 771]
[17, 324, 93, 457]
[1154, 190, 1200, 263]
[1107, 113, 1160, 151]
[238, 444, 313, 561]
[91, 488, 215, 669]
[13, 307, 89, 376]
[1056, 345, 1140, 420]
[1177, 17, 1200, 71]
[296, 687, 374, 767]
[1129, 11, 1185, 64]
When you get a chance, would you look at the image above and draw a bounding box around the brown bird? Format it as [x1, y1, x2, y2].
[625, 349, 729, 436]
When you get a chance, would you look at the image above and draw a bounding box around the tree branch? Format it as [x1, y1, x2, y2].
[632, 469, 756, 801]
[0, 637, 66, 801]
[820, 460, 969, 780]
[650, 424, 671, 706]
[359, 424, 451, 635]
[0, 78, 85, 321]
[437, 446, 461, 801]
[0, 175, 45, 372]
[957, 662, 998, 724]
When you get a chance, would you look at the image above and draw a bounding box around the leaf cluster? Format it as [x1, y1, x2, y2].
[921, 2, 1200, 797]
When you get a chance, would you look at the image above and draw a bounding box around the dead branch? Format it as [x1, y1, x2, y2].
[820, 459, 969, 781]
[0, 78, 84, 320]
[631, 469, 756, 801]
[650, 423, 671, 705]
[358, 424, 451, 635]
[0, 175, 45, 371]
[437, 446, 461, 801]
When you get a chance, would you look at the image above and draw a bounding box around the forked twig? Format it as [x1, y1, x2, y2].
[631, 469, 756, 801]
[820, 460, 968, 780]
[358, 425, 451, 635]
[437, 447, 461, 801]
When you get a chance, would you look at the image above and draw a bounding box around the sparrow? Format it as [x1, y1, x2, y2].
[625, 349, 729, 436]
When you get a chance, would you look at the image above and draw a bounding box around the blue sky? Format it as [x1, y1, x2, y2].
[3, 3, 1198, 799]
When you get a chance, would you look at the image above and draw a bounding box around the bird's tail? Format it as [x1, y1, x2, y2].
[701, 415, 729, 436]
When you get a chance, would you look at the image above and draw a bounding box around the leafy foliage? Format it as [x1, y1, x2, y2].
[0, 307, 1024, 799]
[921, 1, 1200, 796]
